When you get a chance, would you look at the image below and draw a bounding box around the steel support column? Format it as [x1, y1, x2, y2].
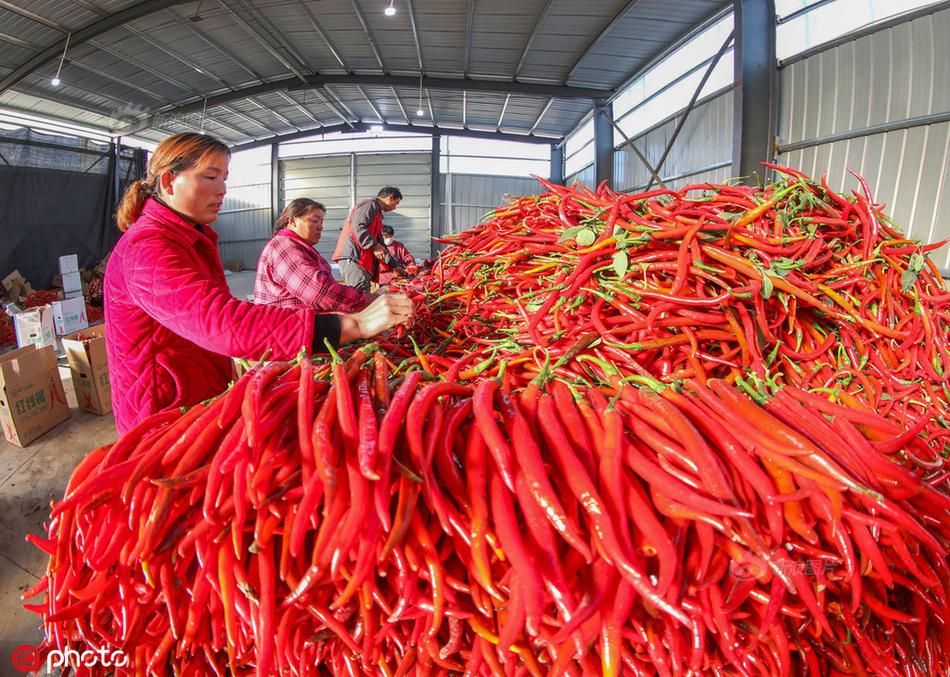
[732, 0, 777, 184]
[430, 134, 442, 259]
[593, 98, 613, 189]
[112, 138, 121, 204]
[271, 141, 280, 226]
[550, 144, 564, 184]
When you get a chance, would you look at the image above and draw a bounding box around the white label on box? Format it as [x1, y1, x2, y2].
[52, 297, 88, 335]
[61, 271, 82, 294]
[59, 254, 79, 274]
[14, 306, 55, 349]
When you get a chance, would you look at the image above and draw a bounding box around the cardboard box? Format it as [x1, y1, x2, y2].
[59, 254, 79, 274]
[2, 270, 32, 302]
[61, 271, 82, 294]
[0, 345, 71, 447]
[64, 289, 84, 300]
[62, 324, 111, 415]
[52, 297, 88, 336]
[14, 304, 55, 349]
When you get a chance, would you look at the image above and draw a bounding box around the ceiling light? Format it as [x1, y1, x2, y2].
[369, 124, 383, 133]
[384, 0, 396, 15]
[416, 72, 424, 118]
[51, 32, 71, 88]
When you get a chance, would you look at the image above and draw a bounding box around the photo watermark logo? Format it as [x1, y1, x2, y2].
[11, 644, 128, 674]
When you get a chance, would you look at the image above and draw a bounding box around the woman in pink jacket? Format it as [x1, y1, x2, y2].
[105, 133, 413, 433]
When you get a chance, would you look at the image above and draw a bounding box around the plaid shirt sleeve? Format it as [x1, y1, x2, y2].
[268, 236, 370, 313]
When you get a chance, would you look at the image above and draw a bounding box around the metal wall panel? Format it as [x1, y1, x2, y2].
[280, 155, 353, 261]
[213, 180, 271, 271]
[440, 174, 542, 235]
[781, 122, 950, 265]
[777, 7, 950, 265]
[566, 163, 595, 188]
[614, 89, 734, 191]
[355, 153, 432, 261]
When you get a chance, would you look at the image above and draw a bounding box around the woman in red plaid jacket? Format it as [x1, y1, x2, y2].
[255, 199, 375, 313]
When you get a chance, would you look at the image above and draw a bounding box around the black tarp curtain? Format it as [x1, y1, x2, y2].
[0, 127, 146, 289]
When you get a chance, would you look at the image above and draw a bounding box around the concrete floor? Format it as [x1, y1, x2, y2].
[0, 272, 257, 675]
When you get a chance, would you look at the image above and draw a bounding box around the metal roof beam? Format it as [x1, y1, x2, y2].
[63, 58, 168, 102]
[391, 86, 410, 123]
[0, 0, 190, 93]
[277, 90, 323, 126]
[463, 0, 475, 77]
[324, 86, 359, 122]
[117, 74, 606, 134]
[349, 0, 387, 73]
[87, 40, 195, 93]
[216, 0, 309, 83]
[122, 75, 612, 136]
[311, 89, 354, 126]
[299, 74, 606, 98]
[513, 0, 557, 79]
[425, 90, 436, 125]
[119, 24, 231, 89]
[296, 0, 350, 72]
[357, 85, 385, 122]
[405, 0, 425, 73]
[220, 104, 280, 135]
[529, 98, 554, 134]
[496, 93, 510, 132]
[249, 98, 298, 130]
[162, 8, 264, 82]
[231, 0, 312, 74]
[564, 0, 643, 84]
[0, 30, 35, 49]
[230, 121, 561, 152]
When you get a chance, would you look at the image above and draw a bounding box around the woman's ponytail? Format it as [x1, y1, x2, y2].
[115, 178, 154, 232]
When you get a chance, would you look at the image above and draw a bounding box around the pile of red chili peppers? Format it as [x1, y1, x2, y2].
[25, 167, 950, 675]
[394, 166, 950, 464]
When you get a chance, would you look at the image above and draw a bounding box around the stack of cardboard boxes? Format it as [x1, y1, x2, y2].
[51, 254, 89, 338]
[9, 255, 90, 352]
[1, 254, 112, 446]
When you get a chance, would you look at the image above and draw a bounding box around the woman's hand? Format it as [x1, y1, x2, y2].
[340, 293, 414, 342]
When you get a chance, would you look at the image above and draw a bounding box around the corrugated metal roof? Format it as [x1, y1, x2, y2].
[0, 0, 731, 144]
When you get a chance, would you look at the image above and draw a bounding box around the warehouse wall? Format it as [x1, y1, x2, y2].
[280, 155, 351, 262]
[439, 174, 542, 237]
[354, 154, 432, 261]
[214, 147, 271, 271]
[280, 152, 432, 262]
[615, 90, 734, 192]
[565, 164, 595, 188]
[777, 5, 950, 265]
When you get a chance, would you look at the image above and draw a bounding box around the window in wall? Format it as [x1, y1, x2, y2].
[227, 146, 271, 185]
[777, 0, 944, 60]
[564, 118, 594, 177]
[440, 137, 550, 177]
[279, 130, 432, 158]
[0, 108, 113, 144]
[611, 13, 735, 144]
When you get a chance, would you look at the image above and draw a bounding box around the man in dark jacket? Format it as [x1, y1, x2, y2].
[332, 186, 403, 291]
